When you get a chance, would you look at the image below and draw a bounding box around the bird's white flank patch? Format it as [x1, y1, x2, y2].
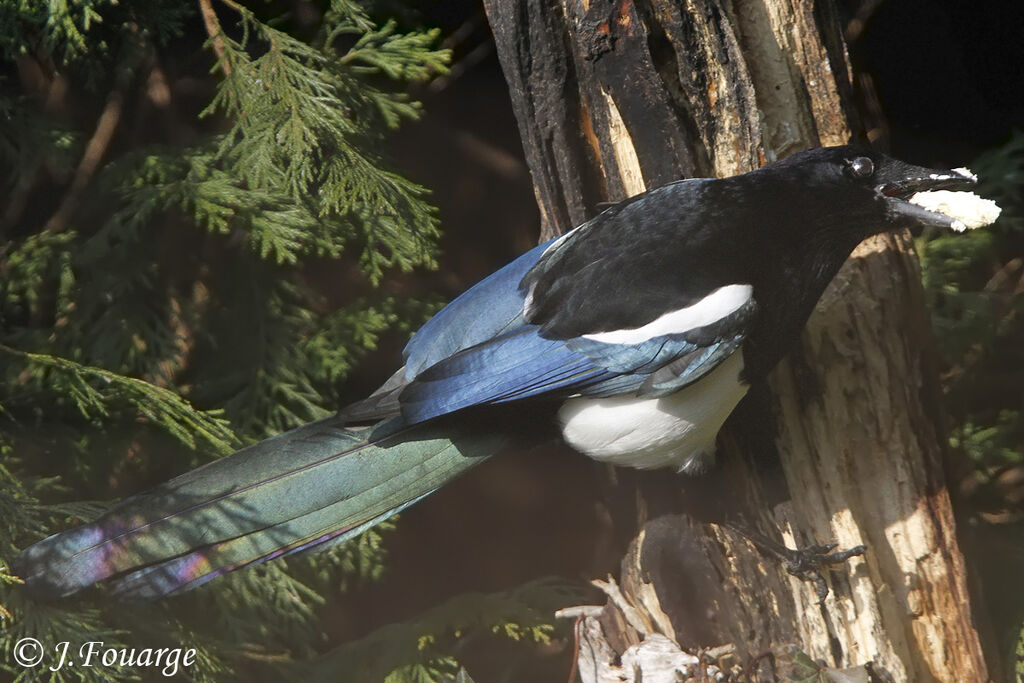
[581, 284, 753, 344]
[909, 190, 1001, 232]
[558, 350, 747, 472]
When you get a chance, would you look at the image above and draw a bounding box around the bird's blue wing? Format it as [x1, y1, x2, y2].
[403, 239, 556, 379]
[400, 327, 613, 422]
[398, 322, 750, 424]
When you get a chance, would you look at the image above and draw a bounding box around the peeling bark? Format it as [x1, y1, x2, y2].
[482, 0, 991, 680]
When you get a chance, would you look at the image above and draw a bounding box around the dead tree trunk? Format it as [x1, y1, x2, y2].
[481, 0, 992, 680]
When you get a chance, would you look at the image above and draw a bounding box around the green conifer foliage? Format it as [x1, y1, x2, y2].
[0, 2, 578, 680]
[918, 134, 1024, 477]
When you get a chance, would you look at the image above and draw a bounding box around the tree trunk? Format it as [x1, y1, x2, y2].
[481, 0, 992, 680]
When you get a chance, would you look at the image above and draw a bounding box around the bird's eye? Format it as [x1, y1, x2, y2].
[849, 157, 874, 178]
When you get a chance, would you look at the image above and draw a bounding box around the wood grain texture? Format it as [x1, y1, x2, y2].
[769, 234, 987, 680]
[483, 0, 990, 679]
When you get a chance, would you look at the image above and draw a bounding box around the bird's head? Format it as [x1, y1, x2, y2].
[759, 145, 998, 239]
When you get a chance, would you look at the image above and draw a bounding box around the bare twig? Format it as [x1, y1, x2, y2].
[567, 615, 583, 683]
[43, 88, 124, 234]
[554, 606, 604, 619]
[198, 0, 231, 76]
[426, 40, 494, 94]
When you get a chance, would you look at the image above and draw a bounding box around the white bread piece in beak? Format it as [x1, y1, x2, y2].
[909, 189, 1002, 232]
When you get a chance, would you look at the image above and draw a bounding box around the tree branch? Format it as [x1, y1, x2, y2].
[198, 0, 232, 76]
[43, 87, 124, 234]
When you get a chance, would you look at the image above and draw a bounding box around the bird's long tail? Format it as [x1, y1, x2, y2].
[14, 416, 505, 600]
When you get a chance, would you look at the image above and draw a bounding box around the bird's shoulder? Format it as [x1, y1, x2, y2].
[520, 177, 754, 340]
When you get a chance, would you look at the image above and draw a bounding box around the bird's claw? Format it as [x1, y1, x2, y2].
[782, 543, 867, 604]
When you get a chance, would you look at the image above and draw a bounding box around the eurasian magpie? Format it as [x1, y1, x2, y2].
[13, 145, 999, 599]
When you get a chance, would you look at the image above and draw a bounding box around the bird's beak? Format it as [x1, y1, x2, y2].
[875, 161, 979, 230]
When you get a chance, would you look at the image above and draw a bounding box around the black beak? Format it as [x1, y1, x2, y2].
[875, 159, 978, 230]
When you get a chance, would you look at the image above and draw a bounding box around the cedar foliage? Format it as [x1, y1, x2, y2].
[0, 2, 579, 680]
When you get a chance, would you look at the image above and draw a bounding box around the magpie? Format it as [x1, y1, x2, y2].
[13, 145, 999, 600]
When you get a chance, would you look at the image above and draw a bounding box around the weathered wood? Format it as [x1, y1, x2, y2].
[482, 0, 990, 680]
[483, 0, 607, 239]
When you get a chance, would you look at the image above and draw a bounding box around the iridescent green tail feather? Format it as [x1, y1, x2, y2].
[14, 416, 503, 599]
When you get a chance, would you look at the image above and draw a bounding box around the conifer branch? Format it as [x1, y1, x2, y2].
[0, 344, 238, 455]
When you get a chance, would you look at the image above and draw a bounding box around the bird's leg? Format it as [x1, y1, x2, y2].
[721, 520, 866, 603]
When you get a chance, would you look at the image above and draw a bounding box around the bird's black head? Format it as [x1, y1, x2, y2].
[736, 145, 983, 378]
[758, 145, 978, 238]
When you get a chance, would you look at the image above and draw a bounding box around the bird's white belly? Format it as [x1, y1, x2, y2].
[557, 351, 747, 472]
